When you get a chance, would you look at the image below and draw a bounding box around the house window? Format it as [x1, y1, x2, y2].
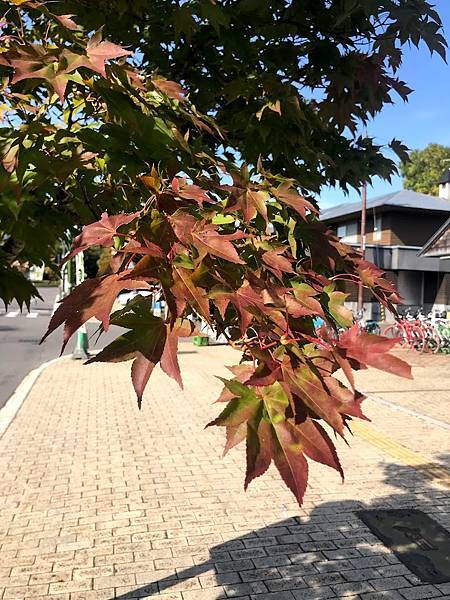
[337, 221, 358, 242]
[346, 221, 358, 236]
[337, 224, 346, 238]
[373, 215, 382, 241]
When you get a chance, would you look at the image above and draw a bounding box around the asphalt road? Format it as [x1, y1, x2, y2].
[0, 286, 120, 409]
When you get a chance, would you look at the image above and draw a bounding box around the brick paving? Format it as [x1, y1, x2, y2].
[0, 345, 449, 600]
[351, 351, 450, 422]
[346, 351, 450, 465]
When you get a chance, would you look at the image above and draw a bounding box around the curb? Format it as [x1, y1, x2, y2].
[0, 355, 70, 439]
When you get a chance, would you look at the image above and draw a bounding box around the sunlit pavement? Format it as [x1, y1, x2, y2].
[0, 346, 448, 600]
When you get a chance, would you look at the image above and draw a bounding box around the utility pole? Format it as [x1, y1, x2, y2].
[357, 180, 367, 318]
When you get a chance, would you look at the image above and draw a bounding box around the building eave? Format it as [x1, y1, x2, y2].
[418, 216, 450, 257]
[320, 189, 450, 222]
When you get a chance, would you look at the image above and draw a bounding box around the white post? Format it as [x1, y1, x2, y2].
[73, 251, 89, 359]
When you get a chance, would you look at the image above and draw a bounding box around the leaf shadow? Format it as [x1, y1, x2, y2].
[113, 455, 450, 599]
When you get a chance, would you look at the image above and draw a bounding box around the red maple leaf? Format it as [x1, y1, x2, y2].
[222, 173, 269, 223]
[63, 212, 140, 263]
[192, 224, 246, 264]
[41, 274, 150, 352]
[171, 177, 211, 206]
[85, 38, 132, 77]
[89, 305, 195, 405]
[211, 380, 345, 505]
[54, 14, 80, 31]
[160, 319, 195, 388]
[169, 212, 197, 245]
[123, 238, 164, 259]
[281, 360, 345, 435]
[262, 248, 294, 280]
[338, 324, 412, 379]
[272, 182, 317, 219]
[171, 267, 211, 321]
[231, 281, 268, 333]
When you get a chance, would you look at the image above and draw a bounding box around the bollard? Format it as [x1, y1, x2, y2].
[72, 324, 90, 359]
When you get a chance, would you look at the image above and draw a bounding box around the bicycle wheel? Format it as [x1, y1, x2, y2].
[408, 324, 426, 352]
[384, 324, 407, 347]
[428, 327, 441, 354]
[421, 324, 440, 354]
[441, 324, 450, 353]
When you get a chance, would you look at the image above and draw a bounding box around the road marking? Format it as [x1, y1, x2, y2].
[352, 421, 450, 489]
[1, 310, 50, 318]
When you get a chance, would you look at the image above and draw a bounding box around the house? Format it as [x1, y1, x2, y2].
[320, 182, 450, 320]
[419, 216, 450, 260]
[419, 169, 450, 262]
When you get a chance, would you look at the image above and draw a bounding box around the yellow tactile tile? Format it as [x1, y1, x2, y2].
[351, 421, 450, 489]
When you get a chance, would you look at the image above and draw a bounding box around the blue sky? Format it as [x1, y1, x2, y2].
[320, 0, 450, 209]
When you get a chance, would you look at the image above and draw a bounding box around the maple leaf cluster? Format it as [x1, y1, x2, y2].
[0, 2, 412, 505]
[41, 170, 411, 504]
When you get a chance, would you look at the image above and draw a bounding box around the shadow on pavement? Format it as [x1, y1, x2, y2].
[114, 456, 450, 599]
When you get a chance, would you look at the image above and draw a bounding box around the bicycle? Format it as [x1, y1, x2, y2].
[384, 311, 426, 352]
[384, 309, 442, 353]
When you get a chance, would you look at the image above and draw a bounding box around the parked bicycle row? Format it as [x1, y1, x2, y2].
[383, 308, 450, 353]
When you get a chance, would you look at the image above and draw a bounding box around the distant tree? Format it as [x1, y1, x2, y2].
[401, 144, 450, 195]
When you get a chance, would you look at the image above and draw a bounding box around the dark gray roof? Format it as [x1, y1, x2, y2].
[439, 169, 450, 184]
[418, 216, 450, 257]
[320, 189, 450, 221]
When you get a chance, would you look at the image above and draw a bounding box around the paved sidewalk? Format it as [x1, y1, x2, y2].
[0, 345, 449, 600]
[352, 351, 450, 422]
[347, 351, 450, 465]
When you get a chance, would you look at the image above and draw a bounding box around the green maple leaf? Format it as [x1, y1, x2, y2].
[211, 380, 345, 505]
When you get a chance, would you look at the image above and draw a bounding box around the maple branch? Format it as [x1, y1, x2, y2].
[77, 179, 100, 220]
[0, 0, 419, 507]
